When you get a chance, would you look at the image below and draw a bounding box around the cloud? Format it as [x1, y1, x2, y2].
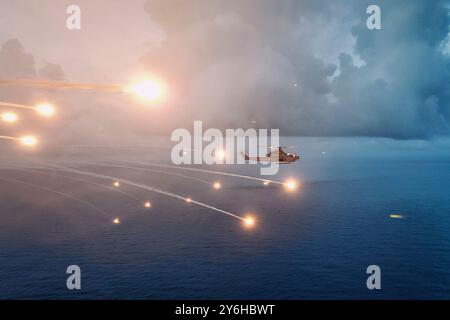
[0, 0, 449, 147]
[142, 0, 450, 138]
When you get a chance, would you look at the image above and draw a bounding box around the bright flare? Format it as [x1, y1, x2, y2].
[144, 201, 152, 208]
[129, 79, 165, 102]
[185, 197, 192, 203]
[113, 217, 120, 224]
[284, 179, 298, 191]
[243, 215, 256, 228]
[215, 149, 226, 161]
[19, 135, 38, 147]
[263, 180, 270, 186]
[113, 181, 120, 187]
[35, 103, 55, 117]
[213, 182, 221, 190]
[1, 112, 18, 123]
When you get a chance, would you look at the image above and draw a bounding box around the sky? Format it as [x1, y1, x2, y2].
[0, 0, 449, 148]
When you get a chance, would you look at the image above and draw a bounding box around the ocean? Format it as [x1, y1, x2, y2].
[0, 137, 449, 299]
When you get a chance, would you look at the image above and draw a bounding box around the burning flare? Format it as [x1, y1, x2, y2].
[128, 78, 166, 103]
[284, 179, 299, 192]
[243, 215, 256, 229]
[20, 135, 38, 147]
[1, 112, 18, 123]
[35, 103, 55, 117]
[215, 149, 226, 161]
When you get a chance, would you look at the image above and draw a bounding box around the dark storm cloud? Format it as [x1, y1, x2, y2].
[143, 0, 450, 138]
[338, 0, 450, 138]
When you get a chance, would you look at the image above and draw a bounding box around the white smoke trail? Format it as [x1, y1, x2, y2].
[62, 161, 213, 186]
[19, 167, 140, 201]
[0, 79, 123, 92]
[0, 176, 109, 217]
[117, 160, 284, 185]
[0, 101, 35, 111]
[0, 135, 17, 141]
[51, 165, 245, 222]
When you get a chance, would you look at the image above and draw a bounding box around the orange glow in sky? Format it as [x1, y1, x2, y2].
[1, 112, 18, 123]
[35, 103, 55, 117]
[128, 78, 166, 103]
[19, 135, 38, 147]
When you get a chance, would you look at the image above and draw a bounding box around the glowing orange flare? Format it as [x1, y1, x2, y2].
[263, 181, 270, 186]
[243, 215, 256, 228]
[113, 217, 120, 224]
[19, 135, 38, 147]
[1, 112, 18, 123]
[215, 149, 226, 161]
[128, 79, 165, 102]
[185, 197, 192, 203]
[113, 181, 120, 187]
[144, 201, 152, 208]
[213, 182, 221, 190]
[284, 179, 298, 191]
[35, 103, 55, 117]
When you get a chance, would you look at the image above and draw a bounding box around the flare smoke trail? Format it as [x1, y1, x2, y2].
[0, 101, 36, 111]
[0, 79, 123, 92]
[67, 161, 212, 186]
[117, 160, 284, 185]
[51, 165, 246, 222]
[0, 135, 17, 142]
[0, 176, 109, 217]
[15, 167, 140, 201]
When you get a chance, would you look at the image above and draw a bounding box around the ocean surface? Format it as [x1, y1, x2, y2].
[0, 137, 449, 299]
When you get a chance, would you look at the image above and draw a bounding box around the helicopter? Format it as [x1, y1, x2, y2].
[242, 146, 300, 164]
